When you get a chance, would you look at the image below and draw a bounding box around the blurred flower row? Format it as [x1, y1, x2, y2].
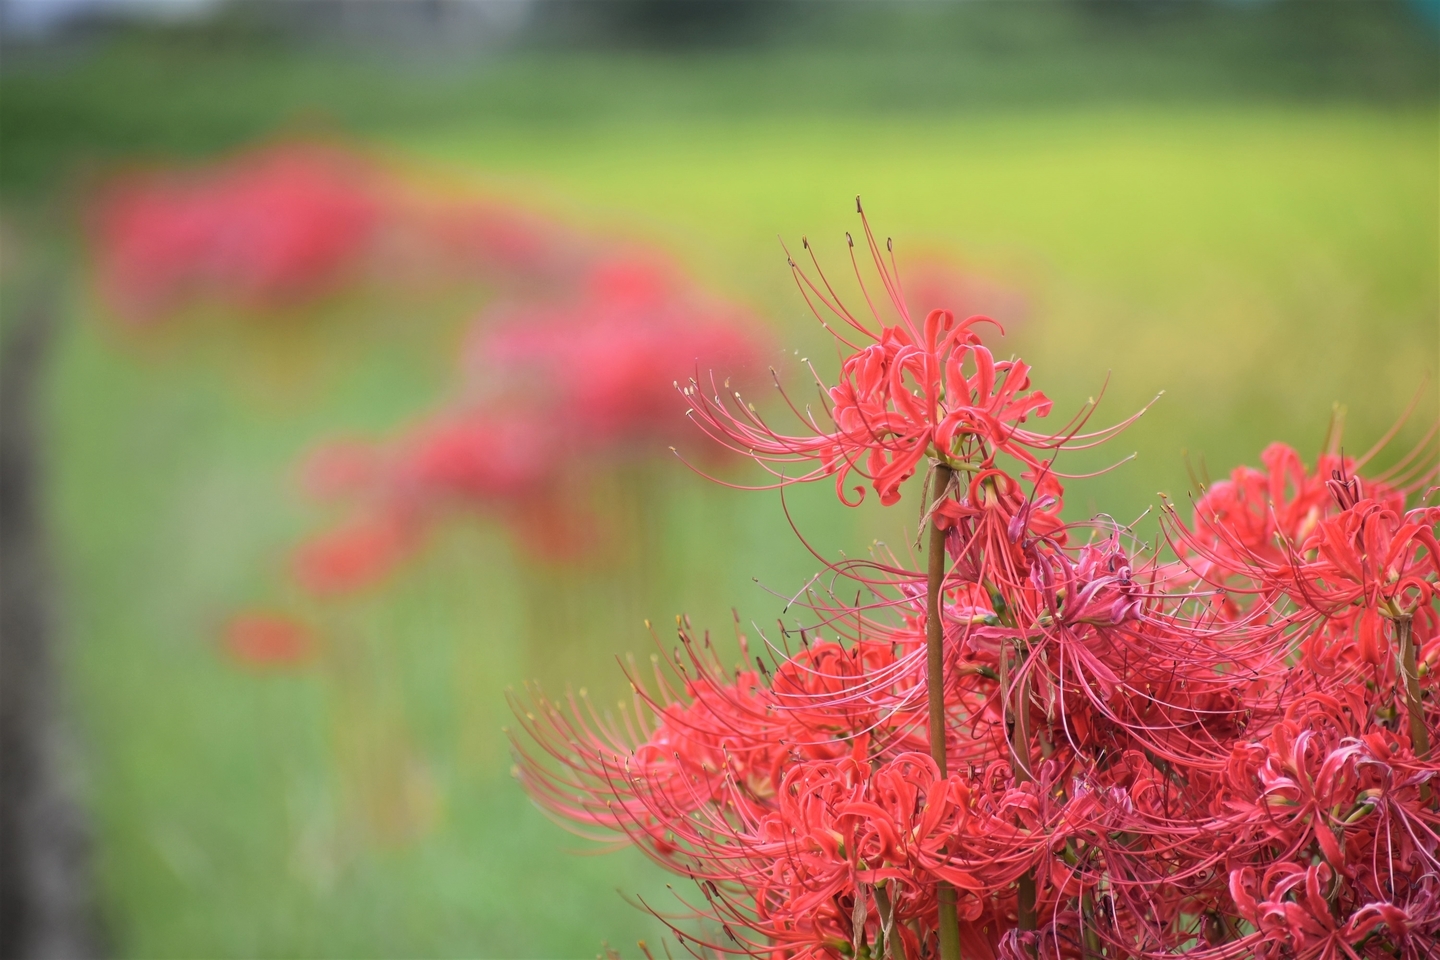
[89, 140, 565, 323]
[88, 139, 775, 641]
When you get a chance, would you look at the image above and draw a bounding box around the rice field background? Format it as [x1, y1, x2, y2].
[2, 5, 1437, 957]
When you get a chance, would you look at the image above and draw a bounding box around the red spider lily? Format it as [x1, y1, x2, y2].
[90, 142, 385, 323]
[682, 206, 1145, 508]
[686, 307, 1057, 507]
[1168, 443, 1408, 592]
[284, 255, 769, 590]
[87, 139, 579, 325]
[1288, 502, 1440, 621]
[290, 408, 561, 589]
[513, 207, 1440, 960]
[466, 257, 769, 451]
[1164, 444, 1440, 689]
[397, 410, 558, 503]
[292, 507, 423, 596]
[222, 610, 320, 668]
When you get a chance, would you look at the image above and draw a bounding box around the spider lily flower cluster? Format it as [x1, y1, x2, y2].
[292, 256, 767, 593]
[512, 206, 1440, 960]
[88, 140, 565, 324]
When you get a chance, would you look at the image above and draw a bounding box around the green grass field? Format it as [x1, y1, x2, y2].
[5, 32, 1437, 959]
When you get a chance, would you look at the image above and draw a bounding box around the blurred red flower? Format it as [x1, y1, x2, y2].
[466, 257, 769, 450]
[291, 509, 421, 597]
[91, 142, 385, 323]
[281, 253, 769, 590]
[223, 610, 319, 669]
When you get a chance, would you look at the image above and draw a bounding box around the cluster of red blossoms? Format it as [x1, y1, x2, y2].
[291, 256, 768, 594]
[88, 140, 565, 324]
[98, 141, 774, 600]
[512, 206, 1440, 960]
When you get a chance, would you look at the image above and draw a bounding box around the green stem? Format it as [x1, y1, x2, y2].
[926, 464, 961, 960]
[1397, 615, 1434, 809]
[1080, 890, 1103, 959]
[1398, 617, 1430, 760]
[873, 883, 907, 960]
[1007, 638, 1037, 947]
[1016, 872, 1036, 941]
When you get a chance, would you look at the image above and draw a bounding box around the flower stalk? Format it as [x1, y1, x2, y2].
[1397, 615, 1434, 809]
[1398, 617, 1431, 761]
[1081, 890, 1103, 959]
[926, 463, 961, 960]
[1000, 636, 1037, 947]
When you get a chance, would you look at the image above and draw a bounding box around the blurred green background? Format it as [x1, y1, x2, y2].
[1, 2, 1436, 957]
